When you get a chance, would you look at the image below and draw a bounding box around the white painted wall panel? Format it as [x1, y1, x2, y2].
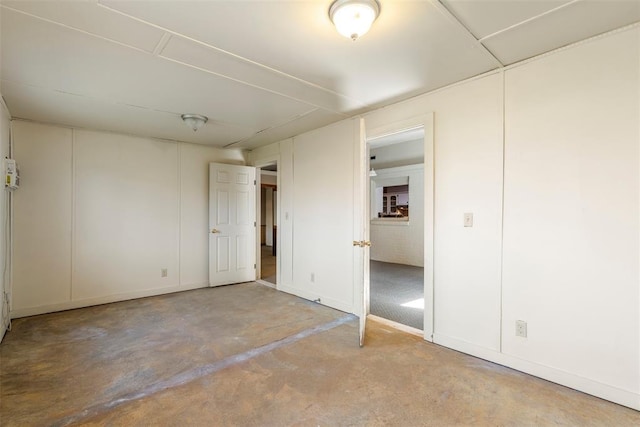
[365, 73, 504, 351]
[179, 142, 245, 287]
[0, 98, 11, 338]
[502, 28, 640, 393]
[72, 130, 179, 300]
[12, 121, 72, 310]
[279, 139, 294, 288]
[293, 120, 355, 312]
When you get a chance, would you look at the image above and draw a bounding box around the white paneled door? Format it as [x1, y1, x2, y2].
[355, 118, 370, 347]
[209, 163, 256, 286]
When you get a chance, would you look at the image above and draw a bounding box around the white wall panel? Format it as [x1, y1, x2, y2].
[365, 73, 504, 351]
[249, 139, 295, 289]
[179, 143, 245, 287]
[0, 98, 11, 339]
[292, 120, 355, 312]
[502, 28, 640, 394]
[72, 130, 179, 300]
[279, 139, 294, 288]
[12, 121, 72, 311]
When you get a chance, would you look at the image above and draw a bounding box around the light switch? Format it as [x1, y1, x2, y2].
[464, 212, 473, 227]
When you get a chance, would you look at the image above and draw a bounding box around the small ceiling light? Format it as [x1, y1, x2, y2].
[329, 0, 380, 41]
[181, 114, 208, 132]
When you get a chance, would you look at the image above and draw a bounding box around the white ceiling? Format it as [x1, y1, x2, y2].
[370, 127, 424, 169]
[1, 1, 638, 150]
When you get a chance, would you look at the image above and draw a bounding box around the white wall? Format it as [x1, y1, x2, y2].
[11, 120, 245, 316]
[249, 26, 639, 410]
[0, 97, 11, 340]
[292, 120, 356, 312]
[250, 139, 295, 291]
[250, 122, 357, 313]
[502, 28, 639, 400]
[180, 142, 245, 287]
[13, 122, 73, 311]
[370, 164, 424, 267]
[366, 72, 505, 352]
[362, 28, 639, 409]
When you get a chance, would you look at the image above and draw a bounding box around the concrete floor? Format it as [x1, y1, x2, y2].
[1, 283, 638, 426]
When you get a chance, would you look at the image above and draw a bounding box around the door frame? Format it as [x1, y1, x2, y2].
[359, 113, 435, 342]
[254, 157, 280, 289]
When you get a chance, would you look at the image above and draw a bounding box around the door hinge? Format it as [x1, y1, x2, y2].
[254, 221, 256, 227]
[254, 179, 256, 185]
[254, 264, 256, 269]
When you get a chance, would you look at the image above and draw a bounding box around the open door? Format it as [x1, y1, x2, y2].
[354, 118, 370, 347]
[209, 163, 257, 287]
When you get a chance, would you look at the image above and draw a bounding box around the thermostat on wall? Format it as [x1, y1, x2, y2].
[4, 158, 19, 190]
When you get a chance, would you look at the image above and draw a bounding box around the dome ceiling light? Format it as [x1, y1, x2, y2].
[329, 0, 380, 41]
[181, 114, 208, 132]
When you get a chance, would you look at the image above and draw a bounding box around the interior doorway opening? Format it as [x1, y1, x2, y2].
[367, 127, 425, 332]
[257, 163, 278, 286]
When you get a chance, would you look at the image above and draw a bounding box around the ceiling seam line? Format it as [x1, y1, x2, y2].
[430, 0, 504, 68]
[1, 3, 367, 110]
[158, 56, 354, 115]
[478, 0, 582, 42]
[95, 2, 369, 104]
[1, 79, 249, 129]
[8, 117, 229, 147]
[152, 33, 173, 56]
[223, 109, 326, 149]
[499, 20, 640, 72]
[0, 5, 153, 55]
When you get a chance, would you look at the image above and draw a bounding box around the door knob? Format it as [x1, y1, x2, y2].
[211, 229, 221, 233]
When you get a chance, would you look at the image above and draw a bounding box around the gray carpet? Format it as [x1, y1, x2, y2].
[370, 260, 424, 330]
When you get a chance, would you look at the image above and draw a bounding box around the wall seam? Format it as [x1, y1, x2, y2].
[499, 69, 506, 354]
[177, 142, 182, 287]
[70, 128, 75, 302]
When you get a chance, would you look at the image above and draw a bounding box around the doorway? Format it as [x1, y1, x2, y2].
[368, 128, 425, 331]
[257, 163, 278, 286]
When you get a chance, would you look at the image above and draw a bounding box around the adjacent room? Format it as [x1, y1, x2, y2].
[1, 0, 639, 425]
[368, 128, 425, 331]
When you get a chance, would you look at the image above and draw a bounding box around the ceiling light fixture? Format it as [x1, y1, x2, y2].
[329, 0, 380, 41]
[181, 114, 208, 132]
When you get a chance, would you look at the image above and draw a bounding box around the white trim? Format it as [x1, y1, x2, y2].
[255, 279, 276, 289]
[11, 282, 209, 319]
[433, 333, 640, 411]
[253, 155, 281, 290]
[278, 284, 354, 315]
[364, 113, 435, 343]
[370, 219, 409, 226]
[0, 95, 11, 118]
[368, 314, 423, 338]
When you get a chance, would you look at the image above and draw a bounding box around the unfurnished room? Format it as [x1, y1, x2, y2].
[1, 1, 640, 425]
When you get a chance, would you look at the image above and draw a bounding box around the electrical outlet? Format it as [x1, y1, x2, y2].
[516, 320, 527, 338]
[161, 268, 168, 278]
[310, 273, 315, 283]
